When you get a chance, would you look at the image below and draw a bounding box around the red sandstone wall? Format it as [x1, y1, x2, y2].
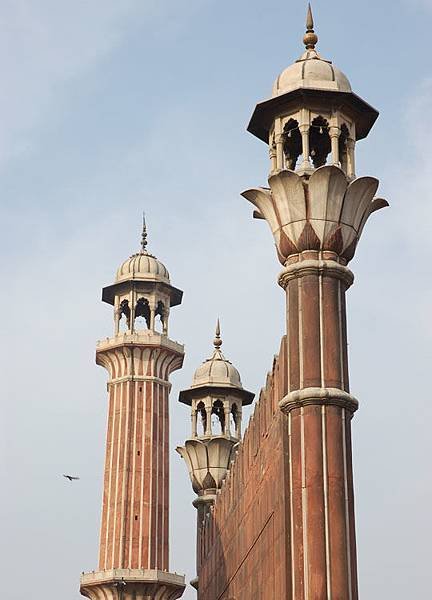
[198, 337, 291, 599]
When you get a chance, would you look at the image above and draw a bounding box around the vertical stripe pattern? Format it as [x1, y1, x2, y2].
[285, 259, 358, 599]
[96, 343, 183, 572]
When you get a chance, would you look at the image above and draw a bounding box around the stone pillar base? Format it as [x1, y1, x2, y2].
[80, 569, 185, 600]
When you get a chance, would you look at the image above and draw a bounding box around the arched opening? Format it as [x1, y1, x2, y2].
[211, 400, 225, 435]
[155, 300, 165, 333]
[309, 116, 331, 168]
[196, 401, 207, 436]
[230, 404, 238, 436]
[339, 123, 349, 173]
[135, 297, 150, 330]
[118, 299, 130, 332]
[283, 119, 302, 170]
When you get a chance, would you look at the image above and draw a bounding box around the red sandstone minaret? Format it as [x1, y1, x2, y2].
[242, 6, 388, 599]
[80, 219, 186, 600]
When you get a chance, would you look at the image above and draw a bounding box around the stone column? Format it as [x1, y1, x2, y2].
[279, 251, 358, 600]
[269, 137, 277, 174]
[347, 139, 356, 179]
[191, 407, 197, 438]
[275, 133, 284, 171]
[224, 404, 231, 436]
[329, 126, 340, 166]
[299, 124, 311, 172]
[205, 401, 212, 436]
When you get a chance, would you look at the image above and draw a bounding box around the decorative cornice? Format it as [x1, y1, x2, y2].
[96, 332, 184, 355]
[278, 258, 354, 289]
[279, 387, 359, 414]
[96, 343, 184, 382]
[80, 569, 185, 600]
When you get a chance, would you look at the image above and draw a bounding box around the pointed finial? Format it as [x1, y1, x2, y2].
[304, 3, 318, 50]
[213, 318, 222, 349]
[306, 3, 314, 29]
[141, 212, 148, 253]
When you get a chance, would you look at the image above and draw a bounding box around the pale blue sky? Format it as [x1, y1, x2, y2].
[1, 1, 431, 598]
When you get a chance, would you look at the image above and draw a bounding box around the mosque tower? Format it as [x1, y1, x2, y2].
[80, 219, 186, 600]
[241, 5, 388, 599]
[177, 321, 254, 588]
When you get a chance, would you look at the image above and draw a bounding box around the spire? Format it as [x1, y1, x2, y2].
[213, 318, 222, 349]
[141, 212, 148, 253]
[303, 3, 318, 50]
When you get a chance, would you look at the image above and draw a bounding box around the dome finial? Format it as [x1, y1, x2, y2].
[213, 318, 222, 349]
[304, 3, 318, 50]
[141, 212, 148, 254]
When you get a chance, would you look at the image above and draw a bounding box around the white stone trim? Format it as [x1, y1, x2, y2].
[288, 413, 296, 599]
[279, 259, 354, 289]
[280, 387, 358, 414]
[342, 408, 353, 600]
[301, 407, 309, 599]
[322, 405, 332, 599]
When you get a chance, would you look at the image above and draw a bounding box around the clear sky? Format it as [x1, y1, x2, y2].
[1, 1, 431, 598]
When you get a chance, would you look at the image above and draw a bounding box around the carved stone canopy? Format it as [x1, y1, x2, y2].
[242, 165, 388, 265]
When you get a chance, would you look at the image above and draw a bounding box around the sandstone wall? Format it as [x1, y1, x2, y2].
[197, 337, 290, 599]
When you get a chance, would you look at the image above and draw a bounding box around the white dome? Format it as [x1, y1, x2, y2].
[191, 348, 243, 390]
[272, 49, 351, 97]
[115, 252, 170, 284]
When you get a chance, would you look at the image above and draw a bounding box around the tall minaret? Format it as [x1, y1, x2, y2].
[177, 321, 254, 590]
[243, 6, 387, 599]
[80, 219, 186, 600]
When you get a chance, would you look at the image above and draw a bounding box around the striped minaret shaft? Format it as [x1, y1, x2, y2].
[279, 250, 358, 600]
[96, 339, 183, 572]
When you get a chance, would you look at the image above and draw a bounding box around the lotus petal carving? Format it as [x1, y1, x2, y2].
[177, 437, 237, 494]
[242, 165, 388, 265]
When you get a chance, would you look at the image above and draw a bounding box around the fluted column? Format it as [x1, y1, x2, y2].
[81, 333, 185, 600]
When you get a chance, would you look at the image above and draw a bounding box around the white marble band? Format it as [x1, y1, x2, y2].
[279, 387, 359, 413]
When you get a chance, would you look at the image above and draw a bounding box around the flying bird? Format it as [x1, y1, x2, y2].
[63, 474, 80, 482]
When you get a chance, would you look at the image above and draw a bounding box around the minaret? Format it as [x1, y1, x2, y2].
[177, 321, 254, 589]
[243, 7, 387, 599]
[80, 219, 186, 600]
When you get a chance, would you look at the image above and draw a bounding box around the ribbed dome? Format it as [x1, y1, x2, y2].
[115, 252, 170, 284]
[272, 48, 351, 97]
[191, 321, 244, 390]
[272, 6, 351, 98]
[191, 348, 243, 390]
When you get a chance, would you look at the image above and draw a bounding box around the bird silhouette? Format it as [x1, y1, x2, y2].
[63, 474, 80, 481]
